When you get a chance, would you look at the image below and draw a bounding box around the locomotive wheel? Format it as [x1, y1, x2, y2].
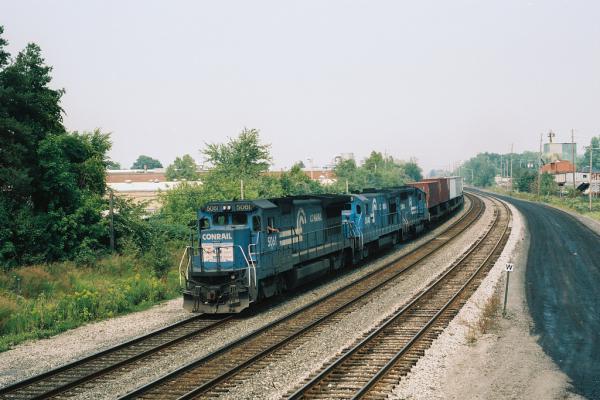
[275, 274, 287, 295]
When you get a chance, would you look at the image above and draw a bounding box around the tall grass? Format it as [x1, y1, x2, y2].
[0, 251, 182, 352]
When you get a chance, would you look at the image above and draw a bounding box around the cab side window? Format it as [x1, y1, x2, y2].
[356, 205, 362, 214]
[252, 216, 262, 232]
[267, 217, 278, 233]
[200, 218, 210, 229]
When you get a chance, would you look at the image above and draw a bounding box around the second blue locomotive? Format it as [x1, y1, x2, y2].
[183, 184, 461, 313]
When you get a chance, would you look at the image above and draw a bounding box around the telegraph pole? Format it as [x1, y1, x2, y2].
[510, 143, 514, 192]
[590, 147, 593, 211]
[572, 129, 576, 190]
[109, 189, 115, 252]
[589, 147, 600, 211]
[537, 133, 543, 198]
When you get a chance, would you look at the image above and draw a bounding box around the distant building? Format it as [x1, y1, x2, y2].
[266, 169, 337, 185]
[543, 142, 576, 163]
[106, 168, 167, 184]
[108, 181, 190, 213]
[540, 160, 575, 175]
[334, 153, 355, 163]
[106, 168, 202, 213]
[494, 176, 512, 189]
[554, 171, 600, 194]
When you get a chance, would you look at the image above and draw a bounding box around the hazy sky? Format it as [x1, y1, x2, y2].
[3, 1, 600, 173]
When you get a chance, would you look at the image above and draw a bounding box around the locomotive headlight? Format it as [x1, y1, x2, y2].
[230, 274, 236, 280]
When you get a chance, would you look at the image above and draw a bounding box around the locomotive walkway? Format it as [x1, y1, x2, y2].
[117, 194, 485, 399]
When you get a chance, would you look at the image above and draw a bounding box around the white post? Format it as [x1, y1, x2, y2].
[240, 179, 244, 200]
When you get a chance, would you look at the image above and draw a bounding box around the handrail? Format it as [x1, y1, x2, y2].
[178, 246, 191, 287]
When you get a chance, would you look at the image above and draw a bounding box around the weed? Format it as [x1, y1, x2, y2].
[477, 293, 501, 334]
[465, 325, 478, 345]
[0, 249, 181, 352]
[15, 266, 54, 297]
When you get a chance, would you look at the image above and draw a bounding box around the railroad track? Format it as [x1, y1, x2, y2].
[287, 196, 511, 399]
[0, 315, 233, 400]
[119, 194, 486, 400]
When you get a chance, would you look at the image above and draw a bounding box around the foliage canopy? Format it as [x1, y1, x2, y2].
[131, 155, 162, 170]
[165, 154, 199, 181]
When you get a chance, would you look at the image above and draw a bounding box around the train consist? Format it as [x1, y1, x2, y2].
[182, 177, 463, 313]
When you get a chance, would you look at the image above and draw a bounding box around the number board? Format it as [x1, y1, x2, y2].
[205, 205, 221, 213]
[234, 203, 254, 212]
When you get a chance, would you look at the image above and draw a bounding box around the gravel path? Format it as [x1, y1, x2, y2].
[0, 197, 475, 399]
[212, 196, 496, 400]
[391, 199, 584, 400]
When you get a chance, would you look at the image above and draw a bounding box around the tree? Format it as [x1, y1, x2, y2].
[403, 160, 423, 182]
[0, 27, 116, 266]
[582, 136, 600, 172]
[203, 128, 271, 179]
[165, 154, 199, 181]
[331, 152, 414, 192]
[106, 160, 121, 170]
[460, 153, 498, 187]
[539, 172, 557, 196]
[280, 163, 322, 195]
[131, 155, 162, 169]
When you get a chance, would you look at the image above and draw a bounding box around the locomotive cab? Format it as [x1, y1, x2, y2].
[184, 201, 262, 313]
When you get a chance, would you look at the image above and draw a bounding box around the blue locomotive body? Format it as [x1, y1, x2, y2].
[183, 186, 436, 313]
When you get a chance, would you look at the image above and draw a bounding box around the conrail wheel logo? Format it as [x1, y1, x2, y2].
[296, 208, 306, 235]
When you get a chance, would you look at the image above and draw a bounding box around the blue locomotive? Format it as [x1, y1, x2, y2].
[182, 184, 446, 313]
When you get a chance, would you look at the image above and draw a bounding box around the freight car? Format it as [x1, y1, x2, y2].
[182, 179, 462, 313]
[408, 176, 463, 221]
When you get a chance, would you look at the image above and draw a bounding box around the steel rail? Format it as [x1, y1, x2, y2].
[287, 196, 510, 400]
[0, 314, 233, 400]
[120, 194, 483, 399]
[352, 199, 511, 399]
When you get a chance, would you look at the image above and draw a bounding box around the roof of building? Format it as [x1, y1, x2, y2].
[108, 181, 200, 192]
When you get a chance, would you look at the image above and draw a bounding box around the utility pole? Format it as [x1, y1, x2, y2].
[109, 189, 115, 252]
[538, 133, 543, 198]
[345, 179, 349, 194]
[510, 143, 514, 192]
[500, 153, 503, 178]
[572, 129, 576, 190]
[589, 147, 600, 211]
[590, 147, 593, 211]
[240, 179, 244, 200]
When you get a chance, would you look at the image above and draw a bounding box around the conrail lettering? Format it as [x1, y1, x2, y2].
[202, 233, 233, 241]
